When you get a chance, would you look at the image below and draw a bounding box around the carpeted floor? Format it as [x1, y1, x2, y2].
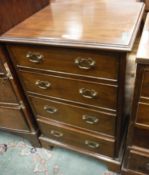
[0, 131, 118, 175]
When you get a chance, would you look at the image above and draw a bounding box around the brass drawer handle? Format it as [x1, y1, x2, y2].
[44, 105, 58, 114]
[35, 80, 51, 90]
[85, 140, 100, 149]
[50, 130, 63, 138]
[26, 52, 44, 63]
[82, 115, 99, 125]
[0, 72, 8, 80]
[75, 57, 96, 70]
[79, 88, 98, 99]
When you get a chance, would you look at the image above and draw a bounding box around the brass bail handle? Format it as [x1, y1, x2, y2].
[26, 52, 44, 63]
[75, 57, 96, 70]
[79, 88, 98, 99]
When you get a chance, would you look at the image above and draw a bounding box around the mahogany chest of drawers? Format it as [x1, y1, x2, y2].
[0, 1, 145, 172]
[122, 13, 149, 175]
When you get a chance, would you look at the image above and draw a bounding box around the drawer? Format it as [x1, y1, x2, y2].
[0, 77, 18, 103]
[141, 69, 149, 97]
[7, 45, 119, 80]
[20, 71, 117, 110]
[136, 102, 149, 127]
[38, 120, 115, 157]
[133, 127, 149, 149]
[0, 69, 18, 104]
[0, 105, 30, 131]
[29, 95, 116, 136]
[127, 149, 149, 175]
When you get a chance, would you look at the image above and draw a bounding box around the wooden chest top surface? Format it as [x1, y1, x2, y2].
[137, 13, 149, 63]
[0, 1, 144, 51]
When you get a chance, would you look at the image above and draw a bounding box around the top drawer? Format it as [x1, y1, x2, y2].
[7, 45, 119, 81]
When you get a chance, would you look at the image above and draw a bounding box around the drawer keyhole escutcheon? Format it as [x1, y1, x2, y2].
[82, 115, 99, 125]
[26, 52, 44, 63]
[35, 80, 51, 90]
[50, 130, 63, 138]
[85, 140, 100, 149]
[79, 88, 98, 99]
[44, 105, 58, 114]
[75, 57, 96, 70]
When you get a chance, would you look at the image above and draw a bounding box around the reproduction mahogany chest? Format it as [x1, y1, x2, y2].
[122, 13, 149, 175]
[0, 0, 145, 172]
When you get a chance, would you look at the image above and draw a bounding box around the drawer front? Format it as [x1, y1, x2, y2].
[141, 69, 149, 97]
[20, 71, 117, 110]
[136, 102, 149, 127]
[0, 50, 18, 103]
[133, 127, 149, 149]
[29, 95, 116, 136]
[38, 120, 115, 157]
[0, 78, 18, 103]
[127, 150, 149, 175]
[8, 45, 119, 80]
[0, 106, 30, 131]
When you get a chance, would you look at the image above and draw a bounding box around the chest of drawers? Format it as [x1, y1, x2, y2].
[122, 13, 149, 175]
[0, 1, 145, 172]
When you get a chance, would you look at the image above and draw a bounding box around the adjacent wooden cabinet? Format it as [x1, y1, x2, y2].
[122, 13, 149, 175]
[0, 46, 39, 146]
[0, 1, 145, 172]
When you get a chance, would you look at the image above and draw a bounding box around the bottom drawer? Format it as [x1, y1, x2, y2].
[127, 149, 149, 175]
[38, 120, 115, 157]
[0, 106, 30, 131]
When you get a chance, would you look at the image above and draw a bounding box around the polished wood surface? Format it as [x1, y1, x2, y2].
[19, 70, 117, 110]
[0, 0, 49, 35]
[7, 44, 119, 81]
[29, 95, 116, 136]
[0, 48, 18, 103]
[132, 127, 149, 149]
[38, 119, 115, 157]
[0, 1, 144, 51]
[0, 45, 40, 146]
[136, 102, 149, 126]
[122, 148, 149, 175]
[0, 106, 29, 131]
[137, 13, 149, 63]
[40, 136, 122, 173]
[0, 0, 145, 172]
[122, 13, 149, 175]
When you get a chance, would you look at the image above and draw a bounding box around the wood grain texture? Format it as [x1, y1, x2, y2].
[137, 13, 149, 63]
[0, 1, 145, 51]
[136, 102, 149, 127]
[0, 105, 29, 131]
[0, 48, 18, 103]
[0, 0, 49, 35]
[18, 70, 118, 111]
[38, 119, 115, 157]
[122, 148, 149, 175]
[29, 95, 116, 136]
[39, 136, 121, 173]
[7, 44, 119, 81]
[0, 45, 40, 146]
